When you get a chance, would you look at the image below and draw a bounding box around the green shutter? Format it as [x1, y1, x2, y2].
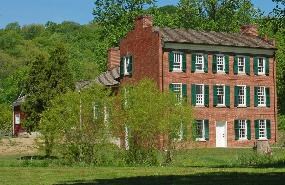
[225, 55, 229, 74]
[204, 120, 209, 141]
[191, 54, 196, 72]
[182, 52, 186, 72]
[247, 120, 251, 140]
[234, 120, 239, 140]
[266, 120, 271, 139]
[245, 56, 250, 75]
[266, 87, 270, 107]
[192, 120, 197, 141]
[255, 120, 259, 139]
[169, 84, 174, 92]
[169, 51, 174, 72]
[212, 55, 217, 73]
[254, 87, 258, 107]
[265, 57, 269, 76]
[128, 56, 133, 75]
[225, 86, 230, 107]
[234, 86, 239, 107]
[246, 86, 250, 107]
[120, 57, 124, 77]
[191, 84, 196, 106]
[182, 84, 187, 102]
[213, 85, 218, 107]
[254, 57, 258, 75]
[234, 56, 238, 74]
[204, 54, 208, 73]
[204, 85, 209, 107]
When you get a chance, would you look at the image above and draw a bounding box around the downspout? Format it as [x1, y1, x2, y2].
[273, 52, 277, 143]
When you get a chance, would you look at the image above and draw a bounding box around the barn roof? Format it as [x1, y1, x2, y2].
[155, 27, 276, 49]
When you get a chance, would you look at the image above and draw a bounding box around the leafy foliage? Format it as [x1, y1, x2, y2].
[0, 103, 12, 134]
[23, 45, 74, 131]
[112, 79, 193, 164]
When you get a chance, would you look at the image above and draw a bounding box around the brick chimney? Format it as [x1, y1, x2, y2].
[135, 15, 153, 29]
[107, 47, 120, 70]
[240, 25, 259, 37]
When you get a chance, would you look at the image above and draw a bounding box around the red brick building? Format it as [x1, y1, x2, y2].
[109, 15, 277, 147]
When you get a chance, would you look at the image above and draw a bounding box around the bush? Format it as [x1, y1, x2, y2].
[0, 103, 12, 136]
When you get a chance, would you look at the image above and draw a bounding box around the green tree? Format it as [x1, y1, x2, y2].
[176, 0, 259, 32]
[40, 84, 114, 160]
[0, 103, 12, 135]
[113, 79, 193, 165]
[93, 0, 155, 45]
[23, 44, 74, 131]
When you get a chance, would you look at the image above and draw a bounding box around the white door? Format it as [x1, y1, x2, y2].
[216, 121, 227, 147]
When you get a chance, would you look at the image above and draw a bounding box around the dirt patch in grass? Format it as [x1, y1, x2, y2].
[0, 136, 38, 156]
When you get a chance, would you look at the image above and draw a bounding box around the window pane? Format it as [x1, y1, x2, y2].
[238, 86, 245, 105]
[217, 86, 224, 105]
[173, 84, 182, 102]
[196, 55, 204, 71]
[239, 120, 246, 139]
[258, 58, 265, 73]
[238, 57, 245, 73]
[196, 85, 204, 105]
[173, 53, 182, 70]
[257, 87, 265, 105]
[196, 120, 204, 138]
[259, 120, 266, 138]
[217, 56, 225, 72]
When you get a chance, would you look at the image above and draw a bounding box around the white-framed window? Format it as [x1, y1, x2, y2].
[239, 120, 247, 140]
[15, 113, 20, 125]
[124, 57, 131, 75]
[172, 83, 182, 102]
[257, 87, 266, 106]
[196, 120, 205, 140]
[238, 57, 245, 73]
[196, 54, 204, 71]
[196, 85, 204, 105]
[173, 52, 183, 71]
[217, 85, 225, 105]
[238, 86, 246, 106]
[259, 120, 267, 139]
[217, 55, 225, 72]
[258, 57, 265, 75]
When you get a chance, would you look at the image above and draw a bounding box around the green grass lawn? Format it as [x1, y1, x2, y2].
[1, 148, 285, 185]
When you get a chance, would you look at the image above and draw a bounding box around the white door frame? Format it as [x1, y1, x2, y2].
[216, 121, 227, 147]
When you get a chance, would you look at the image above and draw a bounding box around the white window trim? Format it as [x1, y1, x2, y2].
[123, 57, 130, 76]
[257, 57, 266, 76]
[237, 85, 247, 107]
[172, 51, 183, 72]
[195, 84, 204, 106]
[238, 120, 248, 140]
[216, 54, 225, 73]
[172, 83, 183, 103]
[196, 120, 206, 141]
[257, 86, 266, 107]
[237, 56, 246, 74]
[216, 85, 226, 107]
[258, 120, 267, 140]
[195, 53, 204, 73]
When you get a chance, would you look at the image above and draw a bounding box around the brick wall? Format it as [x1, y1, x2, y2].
[108, 47, 120, 70]
[119, 16, 162, 87]
[162, 51, 277, 147]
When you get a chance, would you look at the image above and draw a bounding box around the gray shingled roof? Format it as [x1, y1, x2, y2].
[94, 67, 120, 86]
[155, 27, 275, 49]
[76, 67, 120, 91]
